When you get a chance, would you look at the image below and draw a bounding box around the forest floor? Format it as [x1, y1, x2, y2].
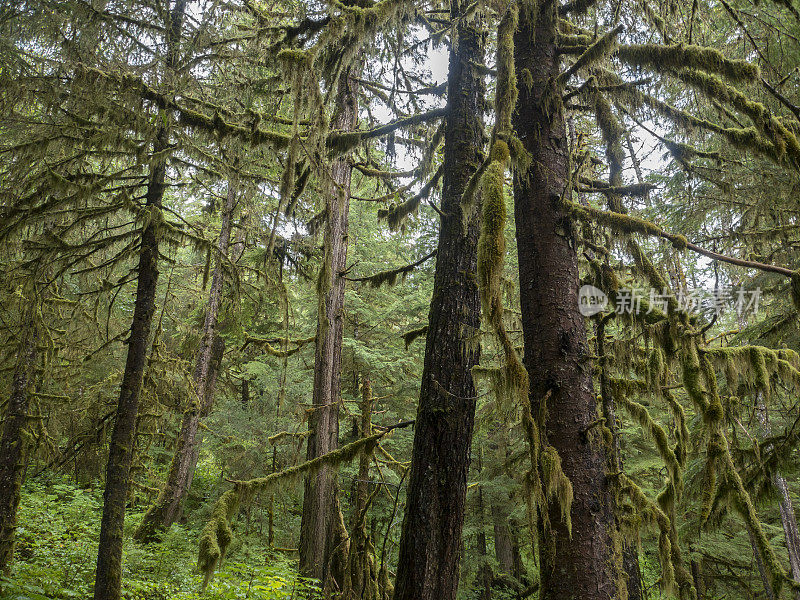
[0, 477, 315, 600]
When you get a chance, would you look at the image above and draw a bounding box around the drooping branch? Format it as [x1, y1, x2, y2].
[341, 250, 436, 286]
[570, 202, 795, 277]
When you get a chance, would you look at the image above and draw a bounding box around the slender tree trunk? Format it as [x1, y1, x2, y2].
[94, 4, 186, 597]
[393, 3, 485, 599]
[134, 176, 238, 541]
[298, 68, 358, 590]
[475, 451, 493, 600]
[93, 134, 165, 600]
[512, 2, 620, 599]
[756, 396, 800, 599]
[0, 304, 38, 573]
[342, 378, 377, 600]
[748, 525, 776, 600]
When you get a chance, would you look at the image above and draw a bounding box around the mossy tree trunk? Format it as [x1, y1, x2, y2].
[298, 68, 358, 590]
[134, 175, 238, 542]
[0, 302, 38, 573]
[392, 2, 485, 599]
[93, 132, 165, 600]
[511, 2, 621, 599]
[93, 3, 186, 598]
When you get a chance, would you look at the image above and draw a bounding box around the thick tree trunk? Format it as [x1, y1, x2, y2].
[0, 306, 38, 573]
[298, 69, 358, 590]
[134, 176, 237, 541]
[392, 3, 485, 599]
[94, 6, 186, 597]
[512, 2, 620, 600]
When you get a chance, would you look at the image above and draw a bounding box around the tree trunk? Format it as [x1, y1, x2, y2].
[0, 305, 38, 573]
[94, 5, 186, 598]
[134, 175, 238, 541]
[392, 3, 485, 599]
[298, 68, 358, 590]
[342, 378, 378, 600]
[93, 132, 165, 600]
[748, 524, 775, 600]
[756, 395, 800, 600]
[475, 451, 493, 600]
[512, 2, 620, 600]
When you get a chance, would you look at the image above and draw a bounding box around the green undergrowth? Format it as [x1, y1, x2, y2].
[0, 476, 317, 600]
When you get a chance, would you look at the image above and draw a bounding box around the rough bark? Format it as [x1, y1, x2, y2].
[134, 176, 238, 541]
[392, 3, 485, 599]
[0, 306, 38, 573]
[93, 4, 186, 598]
[512, 2, 621, 599]
[298, 68, 358, 589]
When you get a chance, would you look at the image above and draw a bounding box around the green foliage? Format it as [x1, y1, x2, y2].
[1, 478, 315, 600]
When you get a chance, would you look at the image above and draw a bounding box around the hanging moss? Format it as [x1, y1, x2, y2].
[615, 43, 759, 82]
[540, 445, 574, 534]
[378, 166, 443, 230]
[197, 429, 399, 585]
[558, 25, 623, 85]
[619, 474, 676, 595]
[674, 69, 800, 164]
[619, 396, 682, 496]
[401, 325, 428, 349]
[198, 489, 240, 590]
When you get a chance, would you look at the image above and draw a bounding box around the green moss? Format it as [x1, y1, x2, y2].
[541, 445, 574, 534]
[615, 43, 759, 82]
[401, 325, 428, 349]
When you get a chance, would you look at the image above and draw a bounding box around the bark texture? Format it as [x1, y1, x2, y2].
[512, 2, 621, 599]
[0, 306, 38, 573]
[93, 4, 186, 598]
[298, 68, 358, 589]
[93, 135, 164, 600]
[392, 3, 485, 599]
[134, 176, 237, 541]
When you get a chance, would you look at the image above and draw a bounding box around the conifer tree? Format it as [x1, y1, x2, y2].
[94, 1, 187, 597]
[393, 2, 486, 599]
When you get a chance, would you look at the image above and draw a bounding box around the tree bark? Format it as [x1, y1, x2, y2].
[0, 305, 38, 573]
[134, 175, 237, 541]
[93, 4, 186, 598]
[93, 133, 164, 600]
[298, 68, 358, 590]
[512, 2, 621, 600]
[392, 3, 485, 599]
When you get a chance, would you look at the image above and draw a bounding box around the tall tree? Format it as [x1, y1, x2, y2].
[93, 1, 187, 598]
[299, 68, 358, 589]
[0, 284, 40, 573]
[511, 1, 622, 598]
[135, 170, 239, 541]
[393, 2, 485, 599]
